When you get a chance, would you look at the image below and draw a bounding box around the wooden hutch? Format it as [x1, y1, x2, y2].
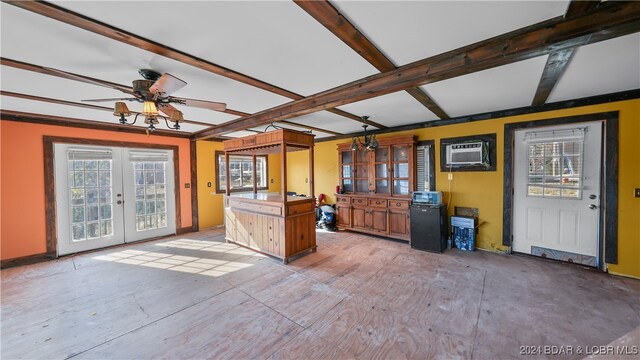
[336, 135, 416, 241]
[223, 129, 317, 264]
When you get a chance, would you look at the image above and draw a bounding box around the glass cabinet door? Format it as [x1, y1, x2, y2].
[373, 147, 390, 195]
[354, 150, 369, 194]
[392, 146, 410, 195]
[340, 150, 354, 193]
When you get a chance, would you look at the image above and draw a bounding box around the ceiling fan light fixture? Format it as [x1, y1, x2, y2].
[113, 102, 131, 124]
[142, 100, 158, 116]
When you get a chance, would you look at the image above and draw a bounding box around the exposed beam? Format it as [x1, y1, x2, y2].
[0, 90, 218, 128]
[0, 57, 252, 120]
[295, 0, 449, 119]
[531, 0, 601, 106]
[194, 1, 640, 139]
[1, 110, 191, 138]
[3, 1, 378, 129]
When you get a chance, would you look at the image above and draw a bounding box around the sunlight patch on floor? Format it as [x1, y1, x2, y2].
[92, 246, 255, 277]
[155, 239, 265, 257]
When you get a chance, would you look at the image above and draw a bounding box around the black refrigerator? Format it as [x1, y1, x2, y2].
[410, 203, 448, 253]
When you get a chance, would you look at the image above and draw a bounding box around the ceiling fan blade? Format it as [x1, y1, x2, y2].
[44, 67, 136, 95]
[149, 73, 187, 97]
[170, 97, 227, 112]
[158, 103, 177, 117]
[82, 97, 138, 103]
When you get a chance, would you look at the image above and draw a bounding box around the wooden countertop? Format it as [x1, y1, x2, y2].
[227, 192, 314, 203]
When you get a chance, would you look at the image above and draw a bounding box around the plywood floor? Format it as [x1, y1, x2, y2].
[2, 228, 639, 359]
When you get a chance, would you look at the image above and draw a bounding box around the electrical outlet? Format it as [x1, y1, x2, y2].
[448, 173, 453, 180]
[635, 188, 640, 198]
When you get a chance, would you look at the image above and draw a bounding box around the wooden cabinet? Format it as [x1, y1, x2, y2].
[336, 135, 415, 241]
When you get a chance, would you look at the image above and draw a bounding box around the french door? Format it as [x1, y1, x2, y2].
[512, 121, 603, 266]
[54, 144, 176, 255]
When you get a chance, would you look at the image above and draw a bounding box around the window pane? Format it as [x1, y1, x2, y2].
[72, 223, 85, 241]
[155, 171, 165, 184]
[135, 171, 144, 185]
[356, 164, 368, 178]
[144, 163, 154, 170]
[136, 216, 146, 231]
[356, 180, 368, 193]
[72, 206, 85, 223]
[157, 200, 166, 213]
[356, 150, 368, 163]
[101, 220, 113, 237]
[375, 164, 388, 178]
[87, 205, 99, 221]
[136, 201, 146, 215]
[158, 213, 167, 228]
[343, 180, 353, 193]
[85, 171, 98, 187]
[146, 201, 156, 214]
[73, 172, 84, 188]
[99, 171, 111, 187]
[393, 180, 409, 195]
[394, 147, 408, 162]
[100, 205, 112, 220]
[87, 222, 100, 239]
[375, 180, 389, 194]
[394, 163, 409, 178]
[86, 189, 99, 204]
[145, 171, 155, 185]
[135, 186, 145, 200]
[99, 188, 111, 204]
[71, 189, 85, 206]
[375, 148, 388, 162]
[342, 165, 352, 178]
[342, 151, 352, 164]
[85, 160, 98, 170]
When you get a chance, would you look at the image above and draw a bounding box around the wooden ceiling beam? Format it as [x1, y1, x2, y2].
[2, 58, 249, 122]
[194, 1, 640, 139]
[4, 1, 377, 129]
[0, 90, 219, 128]
[295, 0, 449, 119]
[0, 109, 192, 138]
[531, 0, 601, 106]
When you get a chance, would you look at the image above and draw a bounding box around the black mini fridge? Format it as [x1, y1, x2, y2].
[410, 203, 448, 253]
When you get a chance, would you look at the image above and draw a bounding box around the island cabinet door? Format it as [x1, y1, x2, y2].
[389, 209, 410, 239]
[224, 209, 237, 241]
[336, 205, 351, 228]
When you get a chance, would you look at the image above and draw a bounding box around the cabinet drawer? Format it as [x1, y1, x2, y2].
[336, 196, 351, 205]
[351, 197, 367, 206]
[287, 201, 313, 216]
[368, 198, 388, 208]
[389, 200, 410, 209]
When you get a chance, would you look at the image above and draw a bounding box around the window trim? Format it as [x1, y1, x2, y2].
[214, 151, 269, 194]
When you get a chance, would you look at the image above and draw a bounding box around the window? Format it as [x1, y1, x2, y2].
[525, 128, 585, 199]
[416, 140, 436, 191]
[215, 151, 268, 193]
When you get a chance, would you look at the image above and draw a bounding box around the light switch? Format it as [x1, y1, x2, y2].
[207, 182, 212, 188]
[184, 183, 190, 188]
[635, 188, 640, 198]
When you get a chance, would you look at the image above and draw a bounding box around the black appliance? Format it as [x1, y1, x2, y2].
[410, 203, 448, 253]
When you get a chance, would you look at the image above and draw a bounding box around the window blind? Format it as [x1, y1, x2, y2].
[67, 148, 112, 160]
[129, 151, 169, 162]
[524, 128, 586, 143]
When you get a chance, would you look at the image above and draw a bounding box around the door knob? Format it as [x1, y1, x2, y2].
[117, 200, 123, 205]
[588, 204, 597, 210]
[589, 194, 597, 200]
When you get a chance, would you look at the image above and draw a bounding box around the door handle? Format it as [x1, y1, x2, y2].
[589, 194, 597, 200]
[117, 200, 123, 205]
[588, 204, 597, 210]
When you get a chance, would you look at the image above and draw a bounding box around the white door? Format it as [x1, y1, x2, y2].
[55, 145, 176, 255]
[123, 149, 176, 242]
[513, 121, 603, 266]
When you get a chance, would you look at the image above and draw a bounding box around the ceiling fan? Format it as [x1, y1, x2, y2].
[82, 69, 227, 130]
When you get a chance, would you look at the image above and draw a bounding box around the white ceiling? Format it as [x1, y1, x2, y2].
[1, 1, 638, 139]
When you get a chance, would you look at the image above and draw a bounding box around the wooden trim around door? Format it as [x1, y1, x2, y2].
[503, 111, 619, 265]
[190, 140, 199, 232]
[43, 136, 183, 257]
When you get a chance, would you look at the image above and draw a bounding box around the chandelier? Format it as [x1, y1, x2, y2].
[113, 101, 184, 131]
[350, 116, 378, 151]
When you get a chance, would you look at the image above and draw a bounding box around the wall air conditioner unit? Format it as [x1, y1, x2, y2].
[446, 142, 485, 165]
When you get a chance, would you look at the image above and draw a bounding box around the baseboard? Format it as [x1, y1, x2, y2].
[1, 253, 53, 269]
[176, 227, 194, 235]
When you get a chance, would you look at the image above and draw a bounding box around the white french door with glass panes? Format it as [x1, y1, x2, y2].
[54, 144, 175, 255]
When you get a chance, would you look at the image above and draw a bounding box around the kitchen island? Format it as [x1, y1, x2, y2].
[222, 129, 317, 264]
[224, 192, 316, 264]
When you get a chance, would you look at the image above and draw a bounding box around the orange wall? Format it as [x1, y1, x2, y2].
[0, 120, 193, 260]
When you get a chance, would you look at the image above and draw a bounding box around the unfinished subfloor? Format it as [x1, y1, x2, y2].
[2, 228, 639, 359]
